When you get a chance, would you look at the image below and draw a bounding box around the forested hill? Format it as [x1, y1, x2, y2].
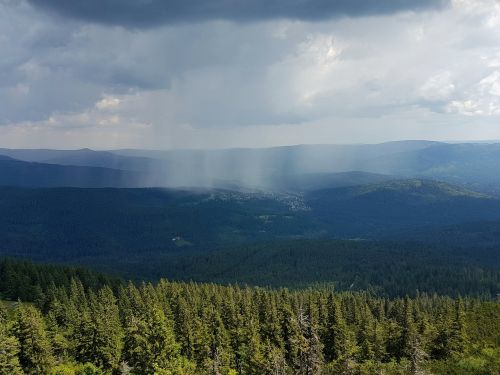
[0, 158, 141, 188]
[306, 179, 500, 236]
[3, 180, 500, 260]
[0, 258, 498, 375]
[144, 240, 500, 298]
[0, 187, 316, 260]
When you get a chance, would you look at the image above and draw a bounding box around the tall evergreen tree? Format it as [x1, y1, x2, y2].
[0, 316, 23, 375]
[124, 300, 180, 374]
[448, 298, 468, 357]
[299, 303, 324, 375]
[13, 304, 54, 374]
[324, 296, 357, 364]
[74, 287, 123, 371]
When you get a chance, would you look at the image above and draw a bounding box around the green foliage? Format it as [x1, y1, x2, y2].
[13, 304, 54, 374]
[154, 240, 499, 298]
[427, 347, 500, 375]
[0, 324, 23, 375]
[122, 284, 180, 374]
[0, 258, 121, 304]
[0, 261, 498, 374]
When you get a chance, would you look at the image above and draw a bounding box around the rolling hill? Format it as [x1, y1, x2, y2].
[0, 186, 318, 261]
[143, 240, 499, 297]
[0, 157, 142, 188]
[307, 179, 500, 236]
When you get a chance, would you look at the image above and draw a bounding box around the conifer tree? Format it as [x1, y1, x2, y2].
[74, 287, 123, 371]
[0, 318, 23, 375]
[299, 303, 324, 375]
[324, 296, 357, 364]
[279, 302, 304, 370]
[124, 303, 180, 374]
[236, 307, 267, 375]
[400, 297, 417, 359]
[13, 304, 54, 374]
[204, 307, 233, 375]
[448, 298, 468, 357]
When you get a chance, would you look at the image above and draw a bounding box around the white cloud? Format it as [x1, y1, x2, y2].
[446, 71, 500, 116]
[419, 72, 455, 101]
[95, 96, 121, 110]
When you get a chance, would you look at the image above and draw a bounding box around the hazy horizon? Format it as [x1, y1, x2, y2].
[2, 138, 500, 152]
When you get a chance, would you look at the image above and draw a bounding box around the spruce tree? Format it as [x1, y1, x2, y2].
[74, 287, 123, 371]
[124, 302, 180, 374]
[448, 298, 468, 357]
[0, 320, 23, 375]
[13, 304, 54, 374]
[300, 303, 324, 375]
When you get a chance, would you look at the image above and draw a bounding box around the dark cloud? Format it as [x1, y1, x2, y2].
[29, 0, 447, 28]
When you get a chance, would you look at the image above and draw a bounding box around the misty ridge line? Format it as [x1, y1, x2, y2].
[2, 140, 500, 195]
[0, 140, 436, 189]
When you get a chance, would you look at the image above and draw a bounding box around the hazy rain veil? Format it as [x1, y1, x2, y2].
[1, 0, 500, 189]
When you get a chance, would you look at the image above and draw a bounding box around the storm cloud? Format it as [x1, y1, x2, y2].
[1, 0, 500, 149]
[29, 0, 447, 27]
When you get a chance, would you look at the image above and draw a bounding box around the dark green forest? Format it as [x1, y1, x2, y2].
[0, 259, 499, 375]
[3, 238, 499, 298]
[3, 183, 500, 265]
[141, 240, 499, 298]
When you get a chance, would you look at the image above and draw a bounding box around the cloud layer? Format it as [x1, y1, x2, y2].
[1, 0, 500, 149]
[30, 0, 445, 27]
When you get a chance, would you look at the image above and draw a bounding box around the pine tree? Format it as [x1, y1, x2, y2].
[74, 287, 123, 371]
[124, 302, 180, 374]
[262, 339, 289, 375]
[299, 303, 324, 375]
[237, 315, 265, 375]
[203, 307, 233, 375]
[448, 298, 468, 357]
[172, 296, 196, 359]
[13, 304, 54, 374]
[400, 297, 417, 359]
[0, 320, 23, 375]
[279, 302, 304, 371]
[324, 296, 357, 364]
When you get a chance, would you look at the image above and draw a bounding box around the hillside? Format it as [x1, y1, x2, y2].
[1, 181, 500, 293]
[0, 148, 157, 171]
[0, 158, 142, 188]
[0, 187, 318, 261]
[268, 171, 397, 191]
[307, 179, 500, 236]
[2, 180, 500, 262]
[145, 240, 499, 297]
[400, 220, 500, 248]
[360, 142, 500, 195]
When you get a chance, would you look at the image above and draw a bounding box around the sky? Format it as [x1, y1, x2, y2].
[1, 0, 500, 149]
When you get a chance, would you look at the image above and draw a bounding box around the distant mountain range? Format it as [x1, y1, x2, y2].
[2, 140, 500, 193]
